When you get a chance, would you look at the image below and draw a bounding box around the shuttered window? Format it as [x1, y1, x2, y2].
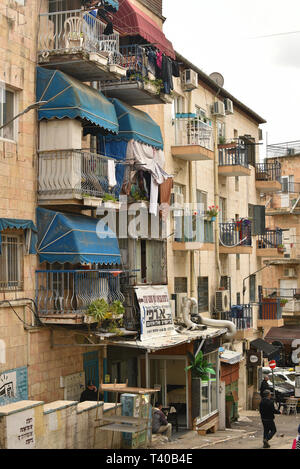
[198, 276, 209, 312]
[248, 204, 265, 235]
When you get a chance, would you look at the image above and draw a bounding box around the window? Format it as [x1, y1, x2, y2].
[217, 121, 225, 143]
[0, 87, 16, 141]
[136, 240, 166, 284]
[236, 254, 240, 271]
[236, 292, 241, 305]
[198, 277, 209, 312]
[0, 234, 24, 291]
[174, 277, 188, 293]
[248, 203, 265, 235]
[196, 190, 207, 214]
[250, 274, 256, 302]
[219, 197, 226, 223]
[199, 351, 218, 421]
[235, 176, 239, 192]
[172, 94, 185, 118]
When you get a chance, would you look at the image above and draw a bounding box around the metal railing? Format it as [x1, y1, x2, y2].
[264, 181, 300, 211]
[218, 144, 248, 168]
[0, 235, 24, 292]
[267, 140, 300, 158]
[259, 299, 282, 320]
[262, 288, 300, 299]
[219, 220, 252, 247]
[38, 149, 120, 198]
[38, 9, 120, 57]
[35, 269, 124, 316]
[174, 217, 214, 243]
[220, 304, 253, 330]
[255, 162, 281, 181]
[257, 229, 283, 249]
[174, 116, 213, 150]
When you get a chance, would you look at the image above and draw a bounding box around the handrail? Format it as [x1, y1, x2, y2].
[257, 229, 283, 248]
[255, 162, 281, 181]
[219, 221, 252, 247]
[219, 145, 248, 168]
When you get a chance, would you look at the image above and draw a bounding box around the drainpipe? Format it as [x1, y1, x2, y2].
[213, 111, 222, 286]
[188, 91, 196, 298]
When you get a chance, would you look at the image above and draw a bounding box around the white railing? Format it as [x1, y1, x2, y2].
[38, 9, 120, 57]
[173, 117, 213, 150]
[38, 149, 119, 199]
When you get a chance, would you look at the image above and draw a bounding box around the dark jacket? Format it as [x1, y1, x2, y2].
[80, 388, 99, 402]
[260, 379, 272, 397]
[152, 407, 168, 433]
[259, 397, 280, 420]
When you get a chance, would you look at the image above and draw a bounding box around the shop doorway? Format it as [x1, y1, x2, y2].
[146, 356, 189, 429]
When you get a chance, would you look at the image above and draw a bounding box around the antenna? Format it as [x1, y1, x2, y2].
[209, 72, 224, 88]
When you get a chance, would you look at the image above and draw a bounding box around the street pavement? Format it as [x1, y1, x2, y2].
[149, 410, 300, 450]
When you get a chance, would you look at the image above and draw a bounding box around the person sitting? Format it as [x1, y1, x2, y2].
[152, 402, 172, 441]
[80, 380, 101, 402]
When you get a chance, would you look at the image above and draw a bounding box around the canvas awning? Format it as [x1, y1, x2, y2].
[106, 98, 164, 149]
[36, 67, 119, 135]
[112, 0, 175, 59]
[0, 218, 37, 254]
[264, 326, 300, 345]
[36, 207, 121, 265]
[250, 338, 280, 358]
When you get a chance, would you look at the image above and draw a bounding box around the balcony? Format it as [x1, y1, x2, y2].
[257, 298, 284, 328]
[38, 149, 119, 208]
[256, 229, 284, 257]
[264, 181, 300, 215]
[99, 45, 172, 105]
[220, 304, 253, 339]
[267, 140, 300, 158]
[38, 9, 126, 81]
[255, 162, 282, 193]
[172, 218, 214, 251]
[219, 220, 252, 254]
[171, 116, 214, 161]
[35, 269, 124, 325]
[218, 143, 251, 177]
[262, 288, 300, 320]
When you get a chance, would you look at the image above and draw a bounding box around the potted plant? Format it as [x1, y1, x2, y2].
[85, 299, 125, 335]
[277, 243, 285, 253]
[206, 205, 219, 221]
[185, 350, 216, 419]
[279, 298, 288, 307]
[102, 193, 119, 209]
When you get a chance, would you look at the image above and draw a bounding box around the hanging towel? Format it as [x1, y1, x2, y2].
[149, 176, 159, 216]
[107, 159, 117, 188]
[159, 177, 174, 220]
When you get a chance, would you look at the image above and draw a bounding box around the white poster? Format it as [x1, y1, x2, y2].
[135, 285, 175, 341]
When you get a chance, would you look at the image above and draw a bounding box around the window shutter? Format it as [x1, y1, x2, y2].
[252, 205, 265, 235]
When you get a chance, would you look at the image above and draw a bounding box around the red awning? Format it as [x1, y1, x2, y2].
[113, 0, 175, 59]
[265, 326, 300, 345]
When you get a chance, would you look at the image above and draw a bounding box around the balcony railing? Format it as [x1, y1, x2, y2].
[259, 298, 282, 320]
[220, 304, 253, 330]
[267, 140, 300, 158]
[263, 288, 300, 299]
[264, 181, 300, 212]
[218, 144, 248, 168]
[173, 116, 213, 150]
[38, 149, 120, 199]
[38, 9, 120, 58]
[36, 269, 124, 316]
[174, 217, 214, 243]
[257, 229, 283, 249]
[219, 220, 252, 247]
[255, 162, 281, 181]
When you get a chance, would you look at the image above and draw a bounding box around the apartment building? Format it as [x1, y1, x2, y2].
[260, 141, 300, 368]
[0, 0, 279, 441]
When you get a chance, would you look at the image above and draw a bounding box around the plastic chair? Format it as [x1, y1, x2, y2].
[64, 16, 83, 49]
[283, 398, 298, 415]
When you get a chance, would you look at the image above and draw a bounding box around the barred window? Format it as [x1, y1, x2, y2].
[0, 234, 24, 291]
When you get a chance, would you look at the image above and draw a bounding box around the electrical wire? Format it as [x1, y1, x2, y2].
[0, 298, 44, 328]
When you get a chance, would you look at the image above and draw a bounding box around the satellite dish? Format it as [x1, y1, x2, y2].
[209, 72, 224, 88]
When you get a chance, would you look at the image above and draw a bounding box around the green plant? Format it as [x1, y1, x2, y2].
[86, 299, 125, 333]
[206, 205, 219, 218]
[218, 136, 226, 145]
[103, 193, 118, 203]
[185, 350, 216, 380]
[280, 298, 288, 306]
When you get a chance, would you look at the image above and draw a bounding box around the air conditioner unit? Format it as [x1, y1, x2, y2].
[211, 101, 226, 117]
[182, 69, 198, 91]
[171, 293, 187, 319]
[215, 290, 230, 312]
[224, 98, 234, 115]
[171, 191, 184, 207]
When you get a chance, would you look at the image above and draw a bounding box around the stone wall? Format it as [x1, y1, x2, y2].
[0, 400, 123, 449]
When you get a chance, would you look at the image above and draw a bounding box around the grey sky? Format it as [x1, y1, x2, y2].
[163, 0, 300, 154]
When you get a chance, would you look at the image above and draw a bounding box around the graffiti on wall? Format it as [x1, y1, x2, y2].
[0, 367, 28, 405]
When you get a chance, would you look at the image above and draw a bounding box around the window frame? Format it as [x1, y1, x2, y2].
[0, 232, 24, 292]
[0, 86, 18, 142]
[199, 351, 219, 422]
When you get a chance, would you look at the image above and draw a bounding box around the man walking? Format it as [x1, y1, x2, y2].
[260, 375, 272, 398]
[259, 389, 281, 448]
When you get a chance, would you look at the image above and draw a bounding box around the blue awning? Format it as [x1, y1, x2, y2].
[105, 98, 164, 149]
[36, 67, 119, 134]
[0, 218, 37, 254]
[36, 207, 121, 265]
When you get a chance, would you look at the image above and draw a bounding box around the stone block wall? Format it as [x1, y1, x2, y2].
[0, 400, 123, 449]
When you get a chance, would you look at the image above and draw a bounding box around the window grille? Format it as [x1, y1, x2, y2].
[0, 234, 24, 291]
